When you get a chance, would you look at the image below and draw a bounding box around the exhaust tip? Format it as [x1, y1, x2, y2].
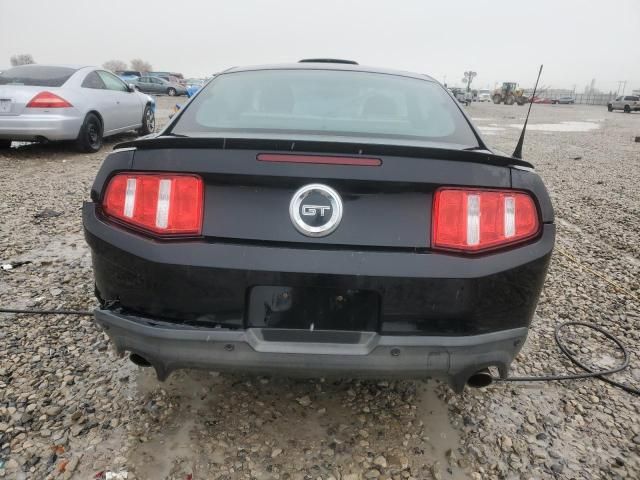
[467, 368, 493, 388]
[129, 353, 152, 367]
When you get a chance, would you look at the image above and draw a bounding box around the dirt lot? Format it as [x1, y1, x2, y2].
[1, 97, 639, 480]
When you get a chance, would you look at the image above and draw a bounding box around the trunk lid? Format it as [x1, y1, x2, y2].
[126, 138, 514, 249]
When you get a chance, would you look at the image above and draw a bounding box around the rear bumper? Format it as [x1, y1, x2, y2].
[0, 113, 82, 141]
[96, 308, 528, 392]
[83, 202, 555, 336]
[84, 200, 552, 391]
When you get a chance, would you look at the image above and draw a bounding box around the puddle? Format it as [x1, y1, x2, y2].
[129, 369, 211, 479]
[416, 383, 467, 479]
[125, 372, 469, 479]
[131, 418, 197, 479]
[508, 121, 601, 132]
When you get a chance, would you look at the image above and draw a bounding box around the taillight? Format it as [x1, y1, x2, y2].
[432, 188, 539, 253]
[102, 173, 203, 236]
[26, 91, 73, 108]
[257, 153, 382, 166]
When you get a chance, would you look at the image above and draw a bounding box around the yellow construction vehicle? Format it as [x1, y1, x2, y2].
[492, 82, 528, 106]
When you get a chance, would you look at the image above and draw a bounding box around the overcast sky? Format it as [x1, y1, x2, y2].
[1, 0, 639, 93]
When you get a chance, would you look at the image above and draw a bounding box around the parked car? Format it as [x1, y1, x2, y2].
[0, 65, 155, 151]
[552, 96, 575, 104]
[163, 75, 184, 85]
[83, 60, 554, 393]
[146, 72, 185, 85]
[186, 84, 201, 98]
[116, 70, 142, 78]
[531, 96, 552, 104]
[449, 88, 471, 106]
[134, 76, 187, 96]
[115, 70, 142, 84]
[456, 91, 472, 106]
[185, 78, 205, 88]
[477, 89, 492, 102]
[607, 95, 640, 113]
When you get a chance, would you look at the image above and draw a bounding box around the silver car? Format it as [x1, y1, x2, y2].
[0, 65, 156, 152]
[134, 76, 188, 96]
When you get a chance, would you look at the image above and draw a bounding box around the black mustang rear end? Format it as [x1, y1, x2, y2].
[83, 62, 554, 392]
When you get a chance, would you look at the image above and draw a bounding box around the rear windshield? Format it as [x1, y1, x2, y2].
[0, 66, 76, 87]
[171, 69, 479, 147]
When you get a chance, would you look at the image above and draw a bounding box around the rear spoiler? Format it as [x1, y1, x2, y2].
[115, 136, 534, 169]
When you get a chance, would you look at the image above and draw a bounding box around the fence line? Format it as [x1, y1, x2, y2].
[519, 89, 617, 106]
[572, 93, 617, 106]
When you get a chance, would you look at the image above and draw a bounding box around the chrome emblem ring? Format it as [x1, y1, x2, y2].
[289, 184, 343, 237]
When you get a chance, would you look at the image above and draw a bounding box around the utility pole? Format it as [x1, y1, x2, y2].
[617, 80, 627, 96]
[462, 71, 477, 93]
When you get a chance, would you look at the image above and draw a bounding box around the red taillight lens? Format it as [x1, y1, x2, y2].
[102, 173, 203, 236]
[432, 188, 539, 253]
[26, 91, 73, 108]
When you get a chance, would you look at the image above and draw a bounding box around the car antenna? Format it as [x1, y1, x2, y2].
[512, 64, 543, 159]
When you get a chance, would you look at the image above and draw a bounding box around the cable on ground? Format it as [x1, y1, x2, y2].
[500, 321, 639, 395]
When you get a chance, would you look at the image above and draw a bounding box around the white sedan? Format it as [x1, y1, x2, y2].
[0, 64, 155, 152]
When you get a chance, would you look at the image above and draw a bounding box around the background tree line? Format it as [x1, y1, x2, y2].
[7, 54, 153, 74]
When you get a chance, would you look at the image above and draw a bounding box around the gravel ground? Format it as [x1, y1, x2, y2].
[0, 98, 639, 480]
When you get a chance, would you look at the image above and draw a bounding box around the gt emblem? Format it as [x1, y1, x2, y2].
[289, 184, 343, 237]
[301, 204, 332, 217]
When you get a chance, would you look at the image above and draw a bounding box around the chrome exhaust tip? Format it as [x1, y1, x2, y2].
[467, 368, 493, 388]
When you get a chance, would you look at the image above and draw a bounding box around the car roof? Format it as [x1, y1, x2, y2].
[222, 62, 438, 82]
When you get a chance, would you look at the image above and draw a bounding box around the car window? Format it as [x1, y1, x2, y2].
[97, 71, 128, 92]
[81, 71, 106, 89]
[615, 96, 622, 101]
[171, 69, 479, 147]
[0, 65, 76, 86]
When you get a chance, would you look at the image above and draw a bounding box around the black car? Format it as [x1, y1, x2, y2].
[83, 60, 555, 392]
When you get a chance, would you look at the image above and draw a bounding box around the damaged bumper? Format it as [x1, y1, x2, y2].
[95, 308, 528, 392]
